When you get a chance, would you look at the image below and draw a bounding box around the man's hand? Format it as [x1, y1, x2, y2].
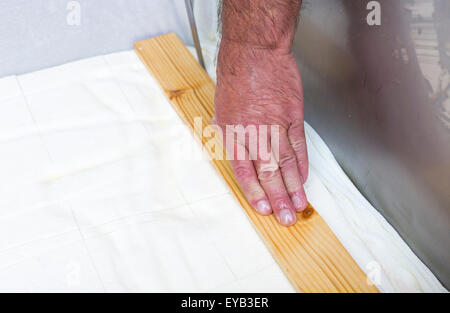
[215, 0, 308, 227]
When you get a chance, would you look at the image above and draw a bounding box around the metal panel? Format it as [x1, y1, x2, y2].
[293, 0, 449, 288]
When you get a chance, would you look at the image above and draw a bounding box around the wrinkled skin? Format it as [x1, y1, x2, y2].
[215, 39, 308, 226]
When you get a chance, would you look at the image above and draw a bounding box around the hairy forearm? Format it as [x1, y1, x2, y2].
[220, 0, 302, 50]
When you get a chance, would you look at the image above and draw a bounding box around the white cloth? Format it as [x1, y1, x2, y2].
[0, 48, 445, 292]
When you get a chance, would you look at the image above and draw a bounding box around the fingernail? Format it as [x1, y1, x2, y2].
[279, 209, 295, 226]
[292, 193, 305, 211]
[256, 200, 272, 215]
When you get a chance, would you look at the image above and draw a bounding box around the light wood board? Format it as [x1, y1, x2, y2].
[135, 33, 379, 293]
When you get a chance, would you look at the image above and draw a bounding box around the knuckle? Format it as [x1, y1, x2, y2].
[257, 169, 277, 181]
[289, 121, 305, 132]
[256, 162, 279, 182]
[233, 165, 253, 181]
[290, 139, 306, 152]
[278, 151, 297, 169]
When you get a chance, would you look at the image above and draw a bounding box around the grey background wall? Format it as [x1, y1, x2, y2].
[0, 0, 193, 78]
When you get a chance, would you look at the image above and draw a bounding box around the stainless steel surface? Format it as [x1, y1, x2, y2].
[185, 0, 206, 69]
[293, 0, 450, 288]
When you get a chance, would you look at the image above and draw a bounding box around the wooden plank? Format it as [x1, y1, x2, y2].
[135, 33, 379, 293]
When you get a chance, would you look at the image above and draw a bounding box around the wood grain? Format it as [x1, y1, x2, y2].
[135, 33, 379, 293]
